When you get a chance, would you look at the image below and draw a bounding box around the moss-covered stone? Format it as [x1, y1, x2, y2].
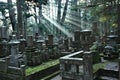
[93, 62, 109, 73]
[26, 59, 59, 76]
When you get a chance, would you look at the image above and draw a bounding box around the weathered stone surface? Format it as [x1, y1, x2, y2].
[0, 59, 8, 72]
[60, 51, 93, 80]
[0, 27, 7, 39]
[26, 35, 34, 47]
[83, 52, 93, 80]
[48, 34, 53, 46]
[0, 33, 26, 80]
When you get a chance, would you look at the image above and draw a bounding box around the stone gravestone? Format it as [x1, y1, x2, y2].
[19, 35, 26, 54]
[0, 26, 7, 39]
[8, 33, 20, 67]
[0, 32, 26, 80]
[81, 30, 92, 51]
[0, 27, 8, 57]
[74, 30, 81, 50]
[48, 34, 53, 47]
[64, 38, 69, 51]
[27, 35, 34, 47]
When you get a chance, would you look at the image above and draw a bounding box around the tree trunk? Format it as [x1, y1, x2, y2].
[17, 0, 25, 38]
[38, 0, 42, 24]
[117, 0, 120, 36]
[7, 0, 17, 31]
[57, 0, 62, 22]
[61, 0, 69, 23]
[34, 5, 38, 23]
[23, 0, 27, 38]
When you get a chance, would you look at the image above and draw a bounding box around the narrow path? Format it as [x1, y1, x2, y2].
[50, 75, 62, 80]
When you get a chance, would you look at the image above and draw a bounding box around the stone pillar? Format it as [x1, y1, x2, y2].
[20, 65, 26, 76]
[83, 52, 93, 80]
[0, 27, 7, 39]
[64, 38, 69, 50]
[27, 35, 34, 48]
[19, 35, 26, 54]
[60, 62, 65, 80]
[81, 30, 92, 51]
[74, 30, 80, 42]
[92, 22, 98, 36]
[74, 30, 81, 50]
[69, 37, 72, 47]
[0, 27, 8, 57]
[48, 34, 53, 46]
[35, 33, 39, 40]
[0, 39, 8, 57]
[119, 57, 120, 80]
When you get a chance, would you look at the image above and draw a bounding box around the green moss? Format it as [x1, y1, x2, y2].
[26, 59, 59, 76]
[93, 62, 109, 73]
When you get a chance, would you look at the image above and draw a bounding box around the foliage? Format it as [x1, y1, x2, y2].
[70, 5, 78, 11]
[90, 0, 119, 30]
[90, 42, 99, 51]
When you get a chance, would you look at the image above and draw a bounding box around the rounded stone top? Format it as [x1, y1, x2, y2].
[8, 34, 20, 45]
[104, 45, 113, 49]
[81, 29, 92, 32]
[84, 51, 92, 54]
[107, 35, 118, 39]
[36, 40, 44, 43]
[20, 35, 26, 41]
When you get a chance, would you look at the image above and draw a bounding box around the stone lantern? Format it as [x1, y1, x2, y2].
[104, 34, 118, 59]
[8, 33, 25, 67]
[107, 34, 118, 47]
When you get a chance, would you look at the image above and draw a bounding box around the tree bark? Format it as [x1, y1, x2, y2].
[23, 0, 27, 38]
[17, 0, 25, 38]
[38, 0, 42, 24]
[61, 0, 69, 23]
[7, 0, 17, 31]
[117, 0, 120, 36]
[34, 5, 38, 23]
[57, 0, 62, 22]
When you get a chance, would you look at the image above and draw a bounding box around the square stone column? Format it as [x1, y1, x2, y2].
[48, 34, 53, 46]
[27, 35, 34, 48]
[74, 30, 80, 42]
[83, 52, 93, 80]
[119, 57, 120, 80]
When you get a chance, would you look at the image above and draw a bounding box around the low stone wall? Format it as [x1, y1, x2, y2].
[60, 51, 93, 80]
[26, 64, 59, 80]
[0, 57, 26, 80]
